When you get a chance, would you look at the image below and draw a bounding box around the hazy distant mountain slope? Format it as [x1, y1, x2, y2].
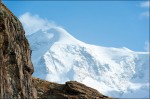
[27, 27, 149, 98]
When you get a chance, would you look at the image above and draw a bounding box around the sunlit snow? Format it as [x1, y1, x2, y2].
[27, 26, 149, 98]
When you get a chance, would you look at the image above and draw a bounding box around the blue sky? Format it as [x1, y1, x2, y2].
[3, 0, 149, 52]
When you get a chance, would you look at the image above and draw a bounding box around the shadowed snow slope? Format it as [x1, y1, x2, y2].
[27, 27, 149, 98]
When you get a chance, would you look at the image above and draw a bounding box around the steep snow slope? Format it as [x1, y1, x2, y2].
[27, 27, 149, 98]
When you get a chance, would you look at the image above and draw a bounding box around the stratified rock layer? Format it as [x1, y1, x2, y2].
[0, 3, 37, 98]
[33, 77, 114, 99]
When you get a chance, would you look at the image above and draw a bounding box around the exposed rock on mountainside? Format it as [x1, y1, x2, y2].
[0, 3, 36, 98]
[33, 77, 114, 99]
[25, 14, 149, 98]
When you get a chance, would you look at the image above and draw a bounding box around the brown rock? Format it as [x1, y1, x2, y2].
[33, 77, 115, 99]
[0, 3, 37, 98]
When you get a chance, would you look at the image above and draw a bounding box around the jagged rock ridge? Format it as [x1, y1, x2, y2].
[33, 77, 114, 99]
[0, 3, 36, 98]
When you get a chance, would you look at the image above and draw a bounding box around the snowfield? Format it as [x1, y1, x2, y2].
[26, 25, 149, 98]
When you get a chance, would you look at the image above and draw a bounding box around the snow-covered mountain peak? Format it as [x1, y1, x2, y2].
[26, 27, 149, 98]
[20, 12, 149, 98]
[27, 24, 83, 46]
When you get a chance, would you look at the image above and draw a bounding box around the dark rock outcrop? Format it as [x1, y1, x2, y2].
[33, 77, 114, 99]
[0, 3, 37, 98]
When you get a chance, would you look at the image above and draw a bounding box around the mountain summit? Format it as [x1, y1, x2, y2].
[27, 24, 149, 98]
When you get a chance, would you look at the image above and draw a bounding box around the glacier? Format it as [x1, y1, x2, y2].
[26, 25, 149, 98]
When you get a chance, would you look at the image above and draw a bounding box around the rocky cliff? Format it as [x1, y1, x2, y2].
[0, 3, 37, 98]
[0, 2, 114, 99]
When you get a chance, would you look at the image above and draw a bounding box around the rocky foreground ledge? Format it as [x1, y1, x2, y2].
[33, 77, 114, 99]
[0, 2, 115, 99]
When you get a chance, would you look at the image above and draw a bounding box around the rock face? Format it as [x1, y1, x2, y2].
[0, 3, 37, 98]
[33, 77, 114, 99]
